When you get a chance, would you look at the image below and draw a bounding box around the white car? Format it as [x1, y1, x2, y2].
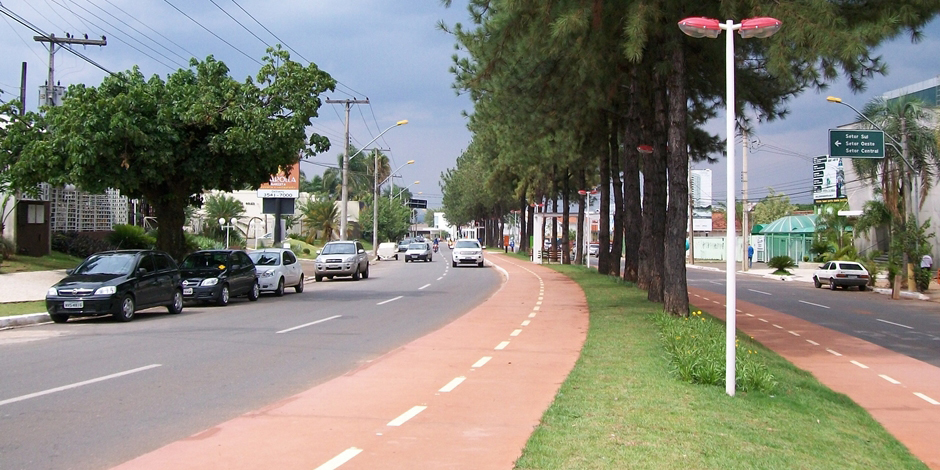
[452, 238, 484, 267]
[248, 248, 305, 296]
[813, 260, 870, 291]
[377, 242, 399, 261]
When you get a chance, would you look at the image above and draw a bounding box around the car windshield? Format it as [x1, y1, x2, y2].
[455, 241, 479, 249]
[409, 243, 426, 250]
[74, 253, 136, 275]
[181, 252, 228, 269]
[249, 252, 281, 266]
[321, 243, 357, 255]
[399, 239, 412, 246]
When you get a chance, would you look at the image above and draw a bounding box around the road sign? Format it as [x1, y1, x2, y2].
[828, 129, 885, 158]
[407, 198, 427, 209]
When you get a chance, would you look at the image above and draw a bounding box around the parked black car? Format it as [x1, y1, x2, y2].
[45, 250, 184, 323]
[179, 250, 260, 305]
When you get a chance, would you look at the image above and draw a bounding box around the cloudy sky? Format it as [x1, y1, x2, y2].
[1, 1, 938, 208]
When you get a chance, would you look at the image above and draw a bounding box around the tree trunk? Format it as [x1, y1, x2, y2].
[149, 193, 188, 262]
[608, 116, 623, 277]
[663, 45, 690, 316]
[576, 169, 586, 265]
[597, 120, 611, 275]
[527, 199, 535, 257]
[520, 194, 528, 254]
[621, 95, 642, 284]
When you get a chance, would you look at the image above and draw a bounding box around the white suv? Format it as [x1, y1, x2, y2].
[314, 240, 370, 281]
[452, 239, 484, 267]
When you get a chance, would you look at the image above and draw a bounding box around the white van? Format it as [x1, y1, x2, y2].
[377, 242, 399, 261]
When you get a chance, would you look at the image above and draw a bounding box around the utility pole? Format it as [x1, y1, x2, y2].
[741, 128, 749, 272]
[689, 164, 695, 265]
[326, 98, 369, 240]
[19, 62, 26, 114]
[33, 33, 107, 107]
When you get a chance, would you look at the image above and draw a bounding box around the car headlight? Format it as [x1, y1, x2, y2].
[201, 278, 219, 287]
[47, 287, 58, 296]
[261, 270, 276, 278]
[94, 286, 117, 295]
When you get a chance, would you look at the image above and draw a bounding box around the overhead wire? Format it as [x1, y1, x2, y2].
[161, 0, 261, 66]
[209, 0, 270, 50]
[0, 4, 113, 74]
[0, 12, 47, 66]
[77, 0, 190, 65]
[98, 0, 197, 62]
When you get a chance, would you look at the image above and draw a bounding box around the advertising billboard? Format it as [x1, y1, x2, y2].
[257, 162, 300, 199]
[812, 156, 847, 204]
[690, 169, 713, 232]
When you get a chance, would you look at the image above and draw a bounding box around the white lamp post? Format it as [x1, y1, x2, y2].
[393, 181, 420, 200]
[678, 15, 781, 397]
[375, 159, 415, 256]
[340, 119, 408, 241]
[219, 217, 237, 249]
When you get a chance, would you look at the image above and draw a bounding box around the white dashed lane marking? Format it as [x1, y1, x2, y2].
[495, 341, 509, 350]
[438, 377, 466, 393]
[419, 284, 431, 290]
[388, 406, 427, 426]
[472, 357, 491, 368]
[510, 329, 522, 337]
[276, 315, 342, 334]
[880, 375, 901, 385]
[876, 318, 913, 329]
[748, 289, 771, 295]
[827, 349, 843, 357]
[799, 300, 830, 309]
[377, 296, 403, 305]
[806, 340, 820, 346]
[850, 360, 869, 369]
[914, 393, 940, 405]
[315, 447, 363, 470]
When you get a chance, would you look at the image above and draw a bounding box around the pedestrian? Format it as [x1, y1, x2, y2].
[920, 253, 933, 291]
[747, 244, 754, 268]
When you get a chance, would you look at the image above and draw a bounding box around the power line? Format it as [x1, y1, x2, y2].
[209, 0, 270, 49]
[0, 4, 113, 75]
[98, 0, 197, 61]
[161, 0, 261, 66]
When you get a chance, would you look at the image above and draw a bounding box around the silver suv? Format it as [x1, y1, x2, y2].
[314, 240, 370, 281]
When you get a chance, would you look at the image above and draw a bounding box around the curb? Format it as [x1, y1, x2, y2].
[0, 312, 50, 329]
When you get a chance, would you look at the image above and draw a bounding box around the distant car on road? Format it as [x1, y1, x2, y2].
[314, 240, 370, 281]
[397, 238, 413, 252]
[377, 242, 399, 261]
[588, 243, 600, 256]
[45, 249, 183, 323]
[452, 238, 484, 267]
[248, 248, 305, 295]
[179, 250, 259, 305]
[405, 242, 433, 262]
[813, 261, 870, 291]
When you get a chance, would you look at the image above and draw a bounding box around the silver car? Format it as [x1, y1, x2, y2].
[248, 248, 305, 296]
[314, 240, 370, 281]
[405, 242, 433, 262]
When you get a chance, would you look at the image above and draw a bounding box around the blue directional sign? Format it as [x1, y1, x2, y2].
[828, 129, 885, 158]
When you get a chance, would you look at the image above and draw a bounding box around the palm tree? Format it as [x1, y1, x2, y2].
[815, 202, 852, 251]
[202, 193, 245, 241]
[299, 197, 339, 242]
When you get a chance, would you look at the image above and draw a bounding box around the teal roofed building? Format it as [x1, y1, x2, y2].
[759, 214, 817, 264]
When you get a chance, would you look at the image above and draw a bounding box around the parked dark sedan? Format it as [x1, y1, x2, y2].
[45, 250, 184, 323]
[179, 250, 259, 305]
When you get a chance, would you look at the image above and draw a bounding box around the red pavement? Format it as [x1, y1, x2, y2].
[689, 286, 940, 469]
[113, 253, 589, 470]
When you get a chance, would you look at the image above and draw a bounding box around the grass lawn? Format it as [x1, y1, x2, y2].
[0, 301, 46, 318]
[514, 262, 925, 469]
[0, 251, 83, 274]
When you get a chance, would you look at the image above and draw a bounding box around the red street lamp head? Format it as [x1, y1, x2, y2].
[637, 145, 654, 154]
[677, 17, 721, 38]
[739, 17, 782, 38]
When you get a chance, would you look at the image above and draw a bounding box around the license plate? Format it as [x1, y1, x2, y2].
[328, 264, 340, 269]
[183, 287, 193, 295]
[848, 275, 857, 278]
[63, 301, 83, 309]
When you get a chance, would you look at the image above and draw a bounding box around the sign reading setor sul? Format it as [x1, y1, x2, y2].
[828, 129, 885, 159]
[257, 163, 300, 198]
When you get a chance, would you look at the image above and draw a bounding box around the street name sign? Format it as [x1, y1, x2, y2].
[828, 129, 885, 158]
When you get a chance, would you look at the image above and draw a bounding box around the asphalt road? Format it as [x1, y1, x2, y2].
[0, 246, 500, 470]
[687, 269, 940, 367]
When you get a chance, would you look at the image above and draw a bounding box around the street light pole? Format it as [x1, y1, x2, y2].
[219, 217, 237, 249]
[374, 159, 415, 256]
[679, 16, 782, 397]
[393, 181, 420, 200]
[339, 119, 408, 241]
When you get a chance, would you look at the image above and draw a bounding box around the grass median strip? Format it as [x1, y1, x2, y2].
[0, 301, 46, 318]
[514, 263, 925, 469]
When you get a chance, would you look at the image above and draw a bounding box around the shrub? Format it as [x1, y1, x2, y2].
[0, 236, 14, 260]
[51, 231, 114, 259]
[185, 233, 224, 252]
[767, 255, 797, 274]
[657, 310, 776, 393]
[107, 224, 155, 249]
[302, 248, 310, 255]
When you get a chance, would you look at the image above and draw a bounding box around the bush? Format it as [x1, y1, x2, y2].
[107, 224, 155, 249]
[302, 248, 310, 255]
[767, 255, 797, 274]
[51, 231, 114, 259]
[0, 236, 14, 260]
[657, 310, 776, 393]
[185, 233, 224, 252]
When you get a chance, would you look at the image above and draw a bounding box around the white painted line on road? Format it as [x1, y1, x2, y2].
[472, 357, 491, 368]
[536, 301, 542, 305]
[522, 320, 530, 326]
[0, 364, 162, 407]
[788, 331, 800, 336]
[876, 318, 913, 329]
[437, 277, 444, 281]
[879, 374, 901, 385]
[759, 318, 769, 323]
[712, 301, 721, 305]
[528, 312, 536, 318]
[850, 360, 869, 369]
[702, 297, 711, 301]
[533, 306, 541, 311]
[806, 340, 819, 346]
[419, 284, 431, 290]
[276, 315, 342, 334]
[495, 341, 510, 350]
[736, 309, 743, 313]
[745, 313, 754, 317]
[826, 349, 843, 357]
[510, 329, 522, 337]
[748, 289, 772, 295]
[388, 406, 427, 426]
[377, 296, 403, 305]
[315, 447, 363, 470]
[708, 280, 723, 286]
[439, 377, 466, 393]
[914, 393, 940, 405]
[773, 324, 783, 329]
[799, 300, 830, 309]
[538, 296, 543, 301]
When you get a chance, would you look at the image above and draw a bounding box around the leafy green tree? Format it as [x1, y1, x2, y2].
[201, 193, 245, 240]
[4, 48, 334, 260]
[752, 189, 796, 225]
[815, 202, 852, 251]
[359, 196, 412, 243]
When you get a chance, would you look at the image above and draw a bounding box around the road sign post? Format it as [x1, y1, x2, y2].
[828, 129, 885, 159]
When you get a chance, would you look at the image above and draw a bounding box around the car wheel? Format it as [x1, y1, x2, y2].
[274, 277, 285, 297]
[352, 266, 361, 281]
[478, 259, 484, 267]
[859, 285, 868, 292]
[362, 263, 370, 279]
[829, 279, 837, 290]
[315, 274, 323, 282]
[248, 282, 260, 301]
[50, 314, 69, 323]
[813, 276, 821, 288]
[217, 284, 230, 306]
[395, 254, 399, 260]
[295, 274, 305, 293]
[114, 295, 135, 322]
[167, 289, 184, 315]
[452, 260, 457, 267]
